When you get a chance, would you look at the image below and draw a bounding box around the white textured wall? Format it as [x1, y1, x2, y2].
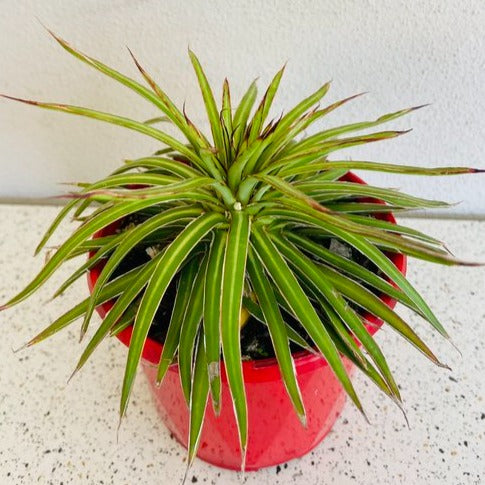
[0, 1, 484, 216]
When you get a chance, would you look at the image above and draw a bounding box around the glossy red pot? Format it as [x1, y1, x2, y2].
[87, 172, 406, 471]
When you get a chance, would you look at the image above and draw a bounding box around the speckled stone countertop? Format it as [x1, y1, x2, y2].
[0, 204, 484, 485]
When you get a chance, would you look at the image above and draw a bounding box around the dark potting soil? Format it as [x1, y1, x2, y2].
[108, 217, 390, 361]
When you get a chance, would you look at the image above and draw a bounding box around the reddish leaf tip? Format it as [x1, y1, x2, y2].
[126, 46, 146, 75]
[48, 193, 75, 200]
[43, 25, 64, 44]
[126, 45, 138, 64]
[438, 361, 452, 371]
[340, 91, 368, 105]
[0, 94, 39, 106]
[34, 16, 53, 36]
[411, 103, 431, 111]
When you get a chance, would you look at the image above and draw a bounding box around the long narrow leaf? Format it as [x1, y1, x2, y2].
[188, 51, 225, 163]
[279, 160, 483, 178]
[294, 181, 450, 209]
[247, 65, 285, 143]
[179, 254, 208, 403]
[294, 105, 424, 153]
[203, 230, 227, 414]
[233, 81, 258, 150]
[113, 157, 203, 179]
[265, 130, 409, 172]
[220, 210, 251, 466]
[0, 94, 204, 169]
[187, 337, 210, 467]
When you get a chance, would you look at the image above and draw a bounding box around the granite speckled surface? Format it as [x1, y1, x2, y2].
[0, 204, 484, 485]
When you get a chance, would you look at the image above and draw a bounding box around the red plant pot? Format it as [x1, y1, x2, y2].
[87, 172, 406, 471]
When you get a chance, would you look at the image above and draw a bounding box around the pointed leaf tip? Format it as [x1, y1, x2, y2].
[126, 46, 146, 75]
[35, 17, 58, 39]
[348, 90, 367, 99]
[240, 444, 247, 474]
[298, 412, 308, 428]
[79, 328, 87, 343]
[338, 91, 368, 105]
[187, 48, 196, 59]
[181, 466, 190, 485]
[361, 408, 371, 425]
[12, 342, 28, 354]
[43, 25, 70, 48]
[411, 103, 431, 111]
[66, 367, 79, 384]
[0, 94, 40, 106]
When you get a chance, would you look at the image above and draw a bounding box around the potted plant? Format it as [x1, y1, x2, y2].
[1, 31, 482, 475]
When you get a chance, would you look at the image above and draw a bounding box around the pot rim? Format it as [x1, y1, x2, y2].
[87, 171, 407, 381]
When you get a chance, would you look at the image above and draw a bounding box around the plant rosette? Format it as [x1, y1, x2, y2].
[2, 30, 482, 477]
[88, 171, 407, 470]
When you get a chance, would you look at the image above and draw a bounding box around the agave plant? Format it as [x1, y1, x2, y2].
[1, 31, 482, 470]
